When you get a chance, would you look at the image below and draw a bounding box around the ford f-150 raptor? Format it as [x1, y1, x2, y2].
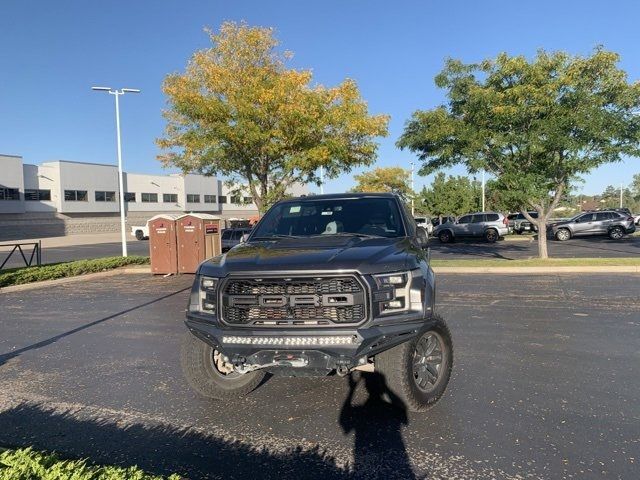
[181, 193, 453, 411]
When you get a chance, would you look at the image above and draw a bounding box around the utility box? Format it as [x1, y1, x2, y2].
[148, 214, 181, 275]
[176, 214, 223, 274]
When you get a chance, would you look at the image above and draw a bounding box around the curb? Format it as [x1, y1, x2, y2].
[0, 266, 152, 294]
[433, 265, 640, 274]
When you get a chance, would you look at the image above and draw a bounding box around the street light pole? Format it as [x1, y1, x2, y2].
[620, 182, 624, 208]
[92, 87, 140, 257]
[410, 162, 415, 216]
[481, 170, 486, 212]
[320, 166, 324, 195]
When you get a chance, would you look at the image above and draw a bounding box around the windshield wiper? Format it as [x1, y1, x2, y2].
[251, 234, 302, 240]
[316, 232, 386, 239]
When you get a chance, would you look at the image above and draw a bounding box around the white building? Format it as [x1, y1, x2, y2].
[0, 154, 308, 240]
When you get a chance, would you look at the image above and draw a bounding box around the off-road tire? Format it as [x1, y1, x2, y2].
[181, 332, 265, 399]
[135, 230, 145, 241]
[375, 315, 453, 412]
[555, 228, 571, 241]
[438, 230, 453, 243]
[608, 226, 624, 240]
[484, 228, 498, 243]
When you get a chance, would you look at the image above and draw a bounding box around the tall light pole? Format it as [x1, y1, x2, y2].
[620, 182, 624, 208]
[92, 86, 140, 257]
[481, 170, 486, 211]
[320, 166, 324, 195]
[410, 162, 415, 216]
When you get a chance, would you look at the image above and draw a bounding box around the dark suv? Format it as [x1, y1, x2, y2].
[181, 193, 453, 411]
[550, 210, 636, 241]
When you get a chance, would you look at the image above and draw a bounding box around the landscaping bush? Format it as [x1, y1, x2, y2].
[0, 256, 149, 288]
[0, 447, 180, 479]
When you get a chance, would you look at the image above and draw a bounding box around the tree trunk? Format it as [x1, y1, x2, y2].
[536, 223, 548, 259]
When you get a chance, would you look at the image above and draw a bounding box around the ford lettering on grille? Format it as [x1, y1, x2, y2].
[221, 276, 366, 326]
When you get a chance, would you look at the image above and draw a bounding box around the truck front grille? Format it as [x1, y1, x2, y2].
[221, 276, 367, 327]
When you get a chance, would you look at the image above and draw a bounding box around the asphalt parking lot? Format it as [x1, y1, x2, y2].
[1, 234, 638, 269]
[1, 273, 639, 479]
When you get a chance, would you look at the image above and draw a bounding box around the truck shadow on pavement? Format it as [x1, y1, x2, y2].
[0, 286, 191, 368]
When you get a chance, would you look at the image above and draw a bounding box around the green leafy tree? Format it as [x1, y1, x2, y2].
[351, 166, 413, 200]
[419, 172, 481, 217]
[157, 22, 389, 213]
[398, 49, 640, 258]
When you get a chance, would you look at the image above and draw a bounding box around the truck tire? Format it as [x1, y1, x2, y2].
[484, 228, 498, 243]
[135, 229, 145, 241]
[181, 332, 265, 399]
[375, 315, 453, 412]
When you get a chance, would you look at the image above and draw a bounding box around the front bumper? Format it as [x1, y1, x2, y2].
[185, 311, 434, 373]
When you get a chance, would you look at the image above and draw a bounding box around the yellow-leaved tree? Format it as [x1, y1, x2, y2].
[157, 22, 389, 213]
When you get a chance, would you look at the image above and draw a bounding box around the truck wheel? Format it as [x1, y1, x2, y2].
[375, 315, 453, 412]
[180, 332, 265, 399]
[438, 230, 453, 243]
[484, 228, 498, 243]
[555, 228, 570, 241]
[135, 229, 145, 241]
[608, 226, 624, 240]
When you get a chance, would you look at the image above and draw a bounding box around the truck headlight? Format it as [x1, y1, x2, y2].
[373, 271, 421, 315]
[199, 276, 219, 313]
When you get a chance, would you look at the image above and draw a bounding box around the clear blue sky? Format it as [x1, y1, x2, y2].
[1, 0, 639, 195]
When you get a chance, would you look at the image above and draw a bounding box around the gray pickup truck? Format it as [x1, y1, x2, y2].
[181, 193, 453, 412]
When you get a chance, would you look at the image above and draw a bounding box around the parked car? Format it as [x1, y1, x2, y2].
[634, 213, 640, 226]
[221, 227, 253, 252]
[513, 211, 539, 234]
[549, 210, 636, 241]
[181, 192, 452, 411]
[414, 216, 433, 235]
[433, 212, 509, 243]
[131, 224, 149, 240]
[431, 216, 456, 228]
[506, 213, 518, 229]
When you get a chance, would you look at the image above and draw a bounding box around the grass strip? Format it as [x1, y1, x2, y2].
[430, 257, 640, 268]
[0, 256, 149, 288]
[0, 447, 180, 479]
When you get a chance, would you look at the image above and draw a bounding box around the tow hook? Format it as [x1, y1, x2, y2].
[336, 365, 350, 376]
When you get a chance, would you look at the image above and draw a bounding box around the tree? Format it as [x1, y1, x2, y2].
[397, 49, 640, 258]
[351, 167, 412, 200]
[418, 172, 480, 217]
[157, 22, 389, 213]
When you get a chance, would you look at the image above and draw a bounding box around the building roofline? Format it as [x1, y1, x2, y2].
[42, 160, 117, 168]
[0, 153, 23, 158]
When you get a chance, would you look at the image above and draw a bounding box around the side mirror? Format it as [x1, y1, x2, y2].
[240, 233, 250, 243]
[416, 227, 429, 249]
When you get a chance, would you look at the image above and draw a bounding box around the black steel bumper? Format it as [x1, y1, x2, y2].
[185, 312, 435, 373]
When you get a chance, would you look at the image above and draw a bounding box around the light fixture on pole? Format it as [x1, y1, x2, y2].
[320, 166, 324, 195]
[92, 86, 141, 257]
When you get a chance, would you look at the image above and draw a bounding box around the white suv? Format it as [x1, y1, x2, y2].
[414, 216, 433, 235]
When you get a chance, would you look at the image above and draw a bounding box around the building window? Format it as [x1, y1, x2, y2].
[141, 193, 158, 203]
[64, 190, 88, 201]
[218, 195, 227, 204]
[244, 196, 253, 203]
[163, 193, 178, 203]
[24, 189, 51, 201]
[230, 196, 240, 204]
[124, 192, 136, 202]
[95, 191, 116, 202]
[0, 187, 20, 201]
[204, 195, 216, 203]
[187, 194, 200, 203]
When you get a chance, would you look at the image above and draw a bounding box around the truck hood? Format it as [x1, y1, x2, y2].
[198, 236, 420, 276]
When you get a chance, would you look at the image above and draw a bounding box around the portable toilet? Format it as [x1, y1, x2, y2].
[176, 213, 223, 274]
[147, 214, 182, 275]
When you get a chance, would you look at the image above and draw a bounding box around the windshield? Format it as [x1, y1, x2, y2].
[251, 197, 406, 239]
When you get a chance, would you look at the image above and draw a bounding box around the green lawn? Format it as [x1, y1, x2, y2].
[431, 257, 640, 268]
[0, 447, 180, 479]
[0, 256, 149, 288]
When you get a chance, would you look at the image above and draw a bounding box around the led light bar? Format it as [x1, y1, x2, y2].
[222, 336, 358, 346]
